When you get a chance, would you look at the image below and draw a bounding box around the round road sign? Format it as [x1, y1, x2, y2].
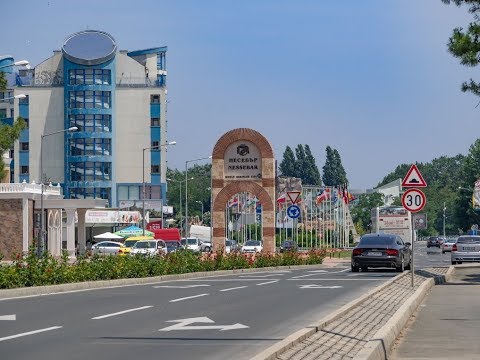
[287, 205, 301, 219]
[401, 188, 426, 213]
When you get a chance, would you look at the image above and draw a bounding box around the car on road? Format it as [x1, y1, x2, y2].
[451, 235, 480, 264]
[427, 236, 442, 248]
[225, 239, 239, 253]
[91, 241, 123, 256]
[199, 239, 212, 252]
[181, 237, 202, 252]
[241, 240, 263, 253]
[279, 240, 298, 253]
[130, 239, 167, 256]
[117, 237, 149, 256]
[351, 233, 412, 272]
[165, 240, 182, 253]
[441, 237, 458, 254]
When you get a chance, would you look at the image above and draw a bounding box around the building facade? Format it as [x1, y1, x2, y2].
[4, 30, 169, 209]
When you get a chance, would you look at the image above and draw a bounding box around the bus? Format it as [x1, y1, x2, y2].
[371, 206, 415, 243]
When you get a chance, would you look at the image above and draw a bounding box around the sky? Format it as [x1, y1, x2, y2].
[3, 0, 479, 190]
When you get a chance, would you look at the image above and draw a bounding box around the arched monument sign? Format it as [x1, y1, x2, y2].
[211, 128, 276, 253]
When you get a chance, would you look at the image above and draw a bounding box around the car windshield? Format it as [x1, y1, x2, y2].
[134, 241, 156, 249]
[187, 238, 197, 245]
[283, 241, 295, 246]
[359, 237, 395, 246]
[245, 240, 261, 246]
[124, 240, 137, 247]
[166, 242, 179, 248]
[226, 240, 232, 246]
[457, 237, 480, 244]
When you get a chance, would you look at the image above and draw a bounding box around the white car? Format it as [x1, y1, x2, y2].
[441, 237, 457, 254]
[130, 240, 166, 256]
[241, 240, 263, 254]
[181, 237, 201, 252]
[91, 241, 123, 256]
[199, 240, 212, 252]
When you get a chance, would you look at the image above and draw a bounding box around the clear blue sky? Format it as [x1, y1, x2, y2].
[3, 0, 478, 189]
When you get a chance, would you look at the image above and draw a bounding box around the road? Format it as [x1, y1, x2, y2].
[413, 240, 452, 269]
[0, 267, 398, 360]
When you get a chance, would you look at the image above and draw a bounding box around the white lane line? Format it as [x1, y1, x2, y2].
[188, 278, 282, 282]
[0, 326, 62, 342]
[288, 278, 386, 281]
[0, 314, 16, 321]
[291, 274, 314, 279]
[169, 293, 209, 303]
[239, 274, 284, 278]
[92, 305, 153, 320]
[256, 280, 279, 286]
[220, 286, 248, 292]
[153, 284, 210, 289]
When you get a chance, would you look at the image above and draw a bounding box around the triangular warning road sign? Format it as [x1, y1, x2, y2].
[287, 191, 301, 204]
[402, 164, 427, 187]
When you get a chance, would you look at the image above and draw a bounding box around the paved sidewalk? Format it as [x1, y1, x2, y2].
[254, 268, 449, 360]
[391, 266, 480, 360]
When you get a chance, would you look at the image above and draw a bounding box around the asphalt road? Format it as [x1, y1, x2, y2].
[0, 267, 398, 360]
[413, 240, 452, 269]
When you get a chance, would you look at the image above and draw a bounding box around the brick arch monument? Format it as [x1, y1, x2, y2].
[211, 128, 276, 253]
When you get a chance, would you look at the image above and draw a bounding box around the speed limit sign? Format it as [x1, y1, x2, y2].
[402, 188, 426, 212]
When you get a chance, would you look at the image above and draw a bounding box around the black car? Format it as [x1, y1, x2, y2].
[280, 240, 298, 253]
[427, 236, 441, 248]
[351, 233, 412, 272]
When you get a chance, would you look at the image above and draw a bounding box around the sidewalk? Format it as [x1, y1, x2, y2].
[390, 266, 480, 360]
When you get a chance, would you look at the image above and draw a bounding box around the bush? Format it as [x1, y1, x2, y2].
[0, 247, 324, 289]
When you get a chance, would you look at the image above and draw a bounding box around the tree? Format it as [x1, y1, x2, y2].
[294, 144, 307, 181]
[349, 192, 384, 234]
[0, 71, 26, 181]
[278, 146, 296, 177]
[322, 146, 348, 186]
[333, 149, 348, 186]
[443, 0, 480, 96]
[303, 145, 321, 185]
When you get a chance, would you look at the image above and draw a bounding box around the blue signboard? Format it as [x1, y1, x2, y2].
[287, 205, 301, 219]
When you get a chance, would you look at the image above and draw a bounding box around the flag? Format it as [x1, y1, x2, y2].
[277, 193, 286, 204]
[315, 188, 330, 205]
[228, 196, 239, 208]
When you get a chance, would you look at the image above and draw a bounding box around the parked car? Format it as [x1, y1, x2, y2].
[241, 240, 263, 253]
[199, 240, 212, 252]
[91, 241, 123, 256]
[427, 236, 442, 248]
[117, 238, 143, 256]
[225, 239, 239, 253]
[280, 240, 298, 253]
[451, 235, 480, 265]
[441, 237, 458, 254]
[165, 240, 182, 253]
[180, 237, 202, 252]
[351, 233, 412, 272]
[130, 240, 167, 256]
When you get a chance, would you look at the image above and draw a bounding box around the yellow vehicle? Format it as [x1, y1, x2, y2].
[118, 236, 155, 256]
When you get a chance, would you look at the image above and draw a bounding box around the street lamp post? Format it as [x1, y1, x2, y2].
[0, 60, 29, 70]
[167, 177, 193, 237]
[196, 200, 204, 224]
[185, 156, 212, 237]
[39, 126, 78, 257]
[443, 202, 446, 239]
[0, 94, 26, 102]
[142, 141, 176, 236]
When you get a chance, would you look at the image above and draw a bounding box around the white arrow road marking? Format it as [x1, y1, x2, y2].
[169, 293, 209, 303]
[0, 326, 62, 342]
[220, 286, 248, 292]
[299, 285, 343, 289]
[308, 270, 329, 273]
[239, 273, 284, 278]
[153, 284, 210, 289]
[0, 314, 16, 321]
[92, 306, 153, 320]
[159, 317, 249, 332]
[256, 280, 279, 286]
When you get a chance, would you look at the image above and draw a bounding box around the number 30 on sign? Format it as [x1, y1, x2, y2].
[401, 188, 426, 213]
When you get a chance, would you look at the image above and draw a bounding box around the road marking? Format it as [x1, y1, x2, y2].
[256, 280, 279, 286]
[159, 317, 249, 332]
[239, 274, 284, 278]
[169, 293, 209, 302]
[153, 284, 210, 289]
[299, 284, 343, 289]
[0, 326, 62, 342]
[288, 278, 385, 281]
[220, 286, 248, 292]
[188, 278, 282, 282]
[308, 270, 329, 273]
[291, 274, 315, 279]
[0, 314, 16, 321]
[92, 305, 153, 320]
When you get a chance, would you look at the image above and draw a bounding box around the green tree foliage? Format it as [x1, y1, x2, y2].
[278, 146, 296, 177]
[349, 192, 384, 235]
[442, 0, 480, 96]
[303, 145, 321, 185]
[294, 144, 307, 181]
[322, 146, 348, 186]
[0, 72, 6, 91]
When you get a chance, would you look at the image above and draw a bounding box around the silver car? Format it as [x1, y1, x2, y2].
[91, 241, 123, 255]
[451, 235, 480, 264]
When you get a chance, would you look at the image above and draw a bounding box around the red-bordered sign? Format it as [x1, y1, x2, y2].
[402, 164, 427, 187]
[287, 191, 301, 204]
[401, 188, 426, 212]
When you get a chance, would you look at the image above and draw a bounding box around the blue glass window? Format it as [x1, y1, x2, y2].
[68, 69, 111, 85]
[69, 114, 111, 132]
[69, 90, 111, 109]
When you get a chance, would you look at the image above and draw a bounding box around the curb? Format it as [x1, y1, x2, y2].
[250, 271, 410, 360]
[0, 264, 324, 300]
[353, 277, 435, 360]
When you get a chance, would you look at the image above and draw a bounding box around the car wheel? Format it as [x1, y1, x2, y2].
[361, 266, 368, 272]
[451, 261, 457, 265]
[458, 261, 463, 264]
[396, 258, 405, 272]
[351, 265, 359, 272]
[427, 245, 430, 248]
[442, 251, 445, 254]
[205, 246, 211, 252]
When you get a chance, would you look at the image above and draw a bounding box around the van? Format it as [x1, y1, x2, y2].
[181, 237, 201, 252]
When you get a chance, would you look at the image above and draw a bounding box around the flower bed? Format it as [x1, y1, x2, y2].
[0, 248, 326, 289]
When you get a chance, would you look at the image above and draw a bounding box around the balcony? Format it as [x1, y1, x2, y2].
[0, 180, 62, 195]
